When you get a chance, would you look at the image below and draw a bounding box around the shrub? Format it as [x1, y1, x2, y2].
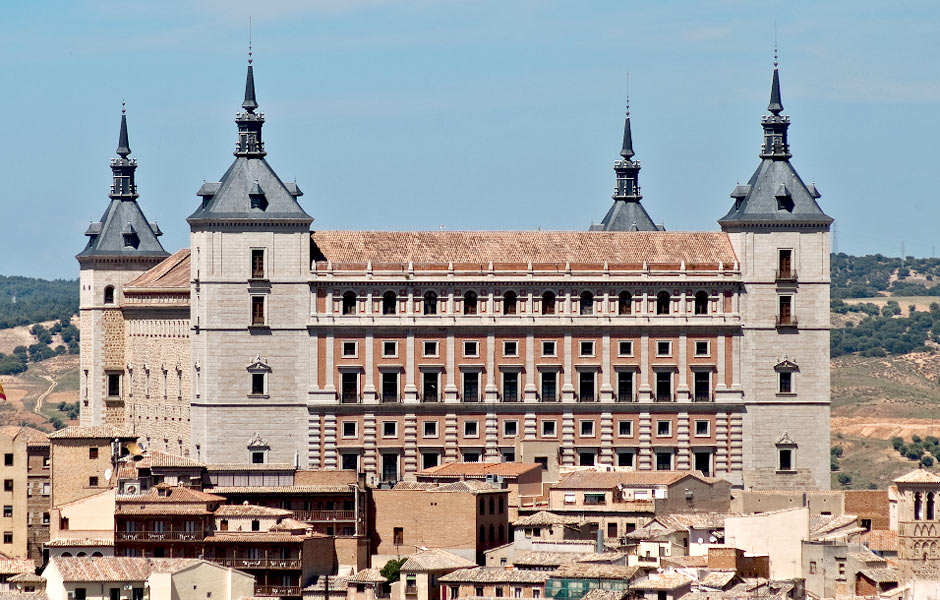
[831, 445, 844, 458]
[892, 437, 905, 450]
[838, 473, 852, 486]
[913, 435, 923, 444]
[380, 558, 407, 583]
[922, 456, 935, 468]
[831, 457, 840, 472]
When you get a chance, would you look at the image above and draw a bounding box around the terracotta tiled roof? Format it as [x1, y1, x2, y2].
[513, 511, 584, 527]
[894, 469, 940, 484]
[0, 592, 47, 600]
[214, 504, 291, 518]
[205, 463, 295, 472]
[632, 573, 693, 591]
[270, 518, 311, 532]
[418, 462, 541, 479]
[511, 550, 587, 568]
[347, 568, 387, 584]
[699, 571, 738, 589]
[655, 513, 730, 530]
[48, 426, 135, 440]
[581, 591, 628, 600]
[303, 575, 351, 593]
[391, 480, 502, 494]
[400, 549, 476, 572]
[551, 563, 639, 580]
[858, 567, 900, 583]
[7, 573, 44, 584]
[125, 249, 191, 290]
[148, 450, 204, 468]
[0, 559, 35, 575]
[48, 557, 204, 582]
[114, 505, 210, 516]
[310, 231, 737, 270]
[116, 485, 223, 504]
[439, 567, 549, 584]
[553, 470, 707, 490]
[0, 426, 50, 446]
[861, 529, 899, 552]
[209, 485, 351, 494]
[661, 555, 708, 569]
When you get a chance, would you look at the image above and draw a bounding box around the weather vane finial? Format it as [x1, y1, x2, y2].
[773, 21, 778, 68]
[121, 99, 126, 115]
[248, 16, 253, 65]
[625, 72, 630, 117]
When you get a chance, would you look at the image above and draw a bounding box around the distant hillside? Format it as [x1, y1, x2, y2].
[832, 252, 940, 299]
[0, 275, 78, 329]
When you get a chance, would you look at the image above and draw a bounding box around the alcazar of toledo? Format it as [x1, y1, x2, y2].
[76, 56, 833, 491]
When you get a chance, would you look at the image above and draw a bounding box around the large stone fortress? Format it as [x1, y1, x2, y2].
[77, 58, 832, 490]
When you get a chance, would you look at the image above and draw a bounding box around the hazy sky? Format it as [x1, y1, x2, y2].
[2, 1, 939, 279]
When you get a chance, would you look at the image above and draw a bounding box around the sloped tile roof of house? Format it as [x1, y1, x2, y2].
[551, 563, 639, 580]
[0, 559, 35, 575]
[513, 511, 584, 527]
[553, 470, 708, 490]
[310, 231, 737, 271]
[0, 426, 49, 447]
[418, 462, 541, 478]
[347, 568, 387, 584]
[400, 549, 476, 572]
[124, 249, 191, 290]
[861, 529, 899, 552]
[214, 504, 291, 518]
[894, 469, 940, 484]
[48, 426, 135, 440]
[48, 557, 204, 582]
[439, 567, 549, 584]
[631, 573, 693, 591]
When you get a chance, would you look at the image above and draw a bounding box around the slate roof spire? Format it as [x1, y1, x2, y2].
[718, 59, 832, 229]
[590, 85, 660, 232]
[242, 42, 258, 113]
[76, 106, 169, 261]
[234, 43, 265, 157]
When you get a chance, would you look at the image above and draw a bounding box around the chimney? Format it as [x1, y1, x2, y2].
[596, 526, 604, 553]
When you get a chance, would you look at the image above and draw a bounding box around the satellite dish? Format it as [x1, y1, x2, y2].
[698, 537, 704, 544]
[709, 535, 717, 543]
[104, 468, 112, 481]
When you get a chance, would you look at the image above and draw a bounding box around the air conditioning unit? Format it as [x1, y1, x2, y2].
[67, 592, 75, 599]
[123, 585, 133, 591]
[124, 483, 141, 495]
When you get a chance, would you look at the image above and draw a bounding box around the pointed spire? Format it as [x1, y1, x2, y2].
[768, 45, 783, 115]
[234, 39, 266, 157]
[243, 63, 258, 113]
[620, 96, 634, 159]
[116, 101, 131, 158]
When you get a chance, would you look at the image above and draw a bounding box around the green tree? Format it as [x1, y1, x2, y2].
[838, 473, 852, 486]
[380, 558, 407, 583]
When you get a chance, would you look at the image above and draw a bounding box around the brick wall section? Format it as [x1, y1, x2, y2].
[844, 490, 890, 530]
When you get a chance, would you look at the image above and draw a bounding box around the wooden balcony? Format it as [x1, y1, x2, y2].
[255, 585, 302, 597]
[292, 509, 355, 522]
[212, 558, 302, 570]
[115, 530, 203, 542]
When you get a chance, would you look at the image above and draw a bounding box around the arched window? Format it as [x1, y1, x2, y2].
[916, 492, 923, 521]
[929, 493, 936, 521]
[104, 285, 115, 305]
[579, 292, 594, 315]
[61, 552, 72, 558]
[656, 291, 671, 315]
[464, 291, 478, 315]
[542, 291, 556, 315]
[479, 525, 485, 543]
[489, 524, 496, 543]
[91, 552, 103, 558]
[382, 292, 397, 315]
[694, 291, 709, 315]
[499, 524, 506, 543]
[423, 291, 438, 315]
[618, 291, 632, 315]
[342, 291, 357, 315]
[504, 291, 517, 315]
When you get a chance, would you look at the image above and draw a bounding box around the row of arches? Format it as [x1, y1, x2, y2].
[340, 290, 711, 317]
[914, 492, 937, 521]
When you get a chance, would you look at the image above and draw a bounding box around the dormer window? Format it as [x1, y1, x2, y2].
[248, 180, 267, 210]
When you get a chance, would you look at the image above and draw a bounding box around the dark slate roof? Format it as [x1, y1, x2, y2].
[591, 200, 661, 232]
[77, 198, 168, 260]
[187, 156, 312, 224]
[718, 159, 832, 227]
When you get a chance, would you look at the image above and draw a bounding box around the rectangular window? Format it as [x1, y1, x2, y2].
[3, 506, 11, 518]
[464, 421, 479, 438]
[656, 341, 671, 357]
[502, 449, 515, 462]
[251, 373, 265, 395]
[693, 370, 711, 402]
[542, 341, 556, 356]
[110, 588, 120, 600]
[2, 455, 10, 467]
[463, 451, 480, 463]
[393, 527, 404, 545]
[250, 249, 265, 279]
[607, 522, 618, 538]
[503, 420, 518, 437]
[423, 421, 438, 438]
[88, 476, 99, 488]
[422, 452, 439, 470]
[422, 371, 439, 402]
[618, 421, 633, 437]
[779, 449, 793, 471]
[107, 373, 121, 397]
[578, 371, 595, 402]
[382, 421, 397, 438]
[251, 451, 265, 464]
[579, 453, 596, 467]
[342, 341, 357, 357]
[694, 420, 710, 437]
[534, 456, 548, 471]
[341, 453, 358, 471]
[694, 341, 709, 357]
[694, 451, 712, 477]
[541, 371, 557, 402]
[89, 447, 99, 460]
[251, 296, 265, 326]
[617, 452, 634, 467]
[341, 372, 358, 403]
[503, 341, 518, 357]
[778, 249, 793, 279]
[579, 341, 595, 357]
[618, 340, 633, 356]
[617, 370, 633, 402]
[655, 452, 673, 471]
[382, 371, 399, 403]
[779, 371, 793, 394]
[580, 420, 595, 437]
[2, 480, 11, 492]
[502, 371, 518, 402]
[778, 295, 793, 325]
[542, 420, 557, 437]
[423, 341, 439, 357]
[463, 371, 479, 402]
[656, 371, 672, 402]
[382, 341, 397, 357]
[464, 340, 479, 357]
[809, 561, 817, 575]
[656, 420, 672, 437]
[342, 421, 357, 438]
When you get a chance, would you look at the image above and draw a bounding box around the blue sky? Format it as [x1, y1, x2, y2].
[2, 1, 939, 279]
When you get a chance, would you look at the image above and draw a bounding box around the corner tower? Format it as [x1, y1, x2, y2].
[590, 96, 660, 231]
[187, 54, 313, 465]
[719, 61, 833, 490]
[76, 108, 169, 427]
